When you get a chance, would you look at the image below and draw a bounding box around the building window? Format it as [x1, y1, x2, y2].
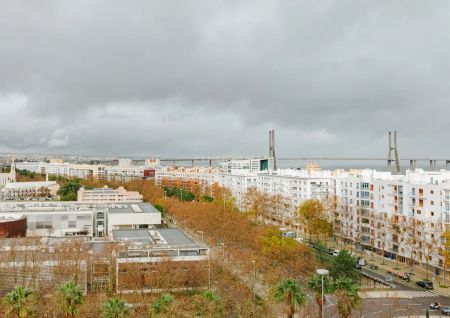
[68, 221, 76, 228]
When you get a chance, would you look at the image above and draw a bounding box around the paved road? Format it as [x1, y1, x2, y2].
[361, 268, 417, 291]
[322, 267, 450, 317]
[357, 296, 450, 318]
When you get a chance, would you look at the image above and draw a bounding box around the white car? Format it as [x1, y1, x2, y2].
[332, 250, 340, 257]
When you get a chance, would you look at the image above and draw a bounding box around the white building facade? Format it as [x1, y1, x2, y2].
[77, 186, 143, 203]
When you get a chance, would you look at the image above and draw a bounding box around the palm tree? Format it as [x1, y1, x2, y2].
[333, 277, 360, 318]
[2, 285, 33, 318]
[103, 298, 128, 318]
[57, 281, 84, 318]
[150, 293, 174, 316]
[273, 279, 307, 318]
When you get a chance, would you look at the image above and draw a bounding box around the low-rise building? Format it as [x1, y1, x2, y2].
[77, 186, 143, 203]
[0, 202, 161, 238]
[0, 228, 210, 295]
[111, 228, 209, 293]
[1, 181, 60, 200]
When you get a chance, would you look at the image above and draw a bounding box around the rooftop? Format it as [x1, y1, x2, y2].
[4, 181, 58, 189]
[0, 213, 25, 223]
[112, 228, 196, 246]
[0, 201, 159, 214]
[108, 203, 159, 214]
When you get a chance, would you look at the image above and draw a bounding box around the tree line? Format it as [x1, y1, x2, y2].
[122, 180, 364, 317]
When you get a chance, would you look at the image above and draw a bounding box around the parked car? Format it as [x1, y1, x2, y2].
[355, 263, 362, 270]
[332, 250, 340, 257]
[327, 248, 335, 255]
[441, 306, 450, 315]
[370, 264, 379, 270]
[416, 280, 433, 289]
[358, 258, 365, 266]
[401, 273, 410, 282]
[430, 302, 441, 310]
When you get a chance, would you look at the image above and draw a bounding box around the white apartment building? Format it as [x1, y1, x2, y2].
[77, 186, 143, 203]
[220, 169, 332, 217]
[68, 164, 106, 180]
[42, 163, 68, 176]
[154, 162, 450, 274]
[145, 158, 160, 168]
[118, 159, 133, 168]
[155, 166, 220, 189]
[15, 161, 104, 179]
[334, 168, 450, 275]
[105, 165, 145, 181]
[15, 161, 149, 182]
[14, 161, 42, 174]
[220, 157, 275, 173]
[219, 172, 257, 207]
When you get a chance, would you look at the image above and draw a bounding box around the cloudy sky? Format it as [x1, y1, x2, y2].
[1, 1, 450, 158]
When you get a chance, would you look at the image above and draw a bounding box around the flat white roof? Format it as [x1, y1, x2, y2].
[4, 181, 57, 189]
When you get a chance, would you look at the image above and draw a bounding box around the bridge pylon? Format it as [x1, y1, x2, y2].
[269, 129, 277, 170]
[387, 130, 401, 174]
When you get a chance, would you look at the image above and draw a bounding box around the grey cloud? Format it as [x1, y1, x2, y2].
[0, 0, 450, 158]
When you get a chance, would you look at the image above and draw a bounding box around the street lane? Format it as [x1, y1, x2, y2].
[361, 268, 417, 291]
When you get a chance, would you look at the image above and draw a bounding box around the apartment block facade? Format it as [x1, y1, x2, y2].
[333, 169, 450, 273]
[16, 160, 157, 182]
[156, 164, 450, 274]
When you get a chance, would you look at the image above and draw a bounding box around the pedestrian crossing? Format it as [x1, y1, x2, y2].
[397, 290, 436, 298]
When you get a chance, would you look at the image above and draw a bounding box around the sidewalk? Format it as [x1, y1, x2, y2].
[333, 241, 450, 297]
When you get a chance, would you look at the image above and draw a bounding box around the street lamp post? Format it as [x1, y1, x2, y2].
[316, 269, 329, 318]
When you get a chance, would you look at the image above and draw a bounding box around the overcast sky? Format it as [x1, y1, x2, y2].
[1, 1, 450, 158]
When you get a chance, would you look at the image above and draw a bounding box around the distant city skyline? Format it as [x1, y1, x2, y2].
[1, 1, 450, 157]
